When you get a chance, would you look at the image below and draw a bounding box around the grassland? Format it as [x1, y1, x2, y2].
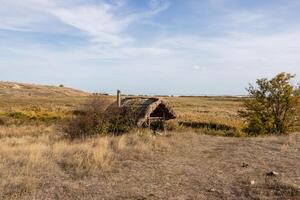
[0, 82, 299, 200]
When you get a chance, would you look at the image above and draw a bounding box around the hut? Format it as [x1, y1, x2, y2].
[108, 91, 176, 128]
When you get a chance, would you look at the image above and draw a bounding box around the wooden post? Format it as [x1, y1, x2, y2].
[163, 112, 166, 134]
[148, 118, 151, 131]
[117, 90, 121, 107]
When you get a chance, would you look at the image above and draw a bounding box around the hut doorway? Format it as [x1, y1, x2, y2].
[147, 104, 168, 132]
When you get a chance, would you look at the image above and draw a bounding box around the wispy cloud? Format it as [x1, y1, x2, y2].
[49, 0, 170, 45]
[50, 4, 128, 45]
[0, 0, 55, 31]
[0, 0, 170, 44]
[1, 0, 300, 94]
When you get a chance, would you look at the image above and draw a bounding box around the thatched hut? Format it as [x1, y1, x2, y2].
[108, 91, 176, 127]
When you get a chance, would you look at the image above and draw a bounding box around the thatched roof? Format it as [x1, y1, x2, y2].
[108, 97, 176, 127]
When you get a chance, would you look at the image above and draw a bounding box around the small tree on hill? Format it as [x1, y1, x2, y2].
[240, 72, 300, 135]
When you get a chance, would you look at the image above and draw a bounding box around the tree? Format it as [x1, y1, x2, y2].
[240, 72, 299, 135]
[295, 84, 300, 96]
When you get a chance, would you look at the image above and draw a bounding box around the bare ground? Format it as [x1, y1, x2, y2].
[2, 132, 299, 200]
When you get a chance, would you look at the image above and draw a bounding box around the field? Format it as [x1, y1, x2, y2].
[0, 82, 299, 200]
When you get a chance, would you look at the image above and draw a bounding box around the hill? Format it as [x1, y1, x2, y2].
[0, 81, 90, 98]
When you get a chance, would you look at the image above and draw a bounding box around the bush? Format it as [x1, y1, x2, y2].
[105, 106, 137, 135]
[64, 97, 137, 139]
[239, 72, 300, 135]
[64, 97, 109, 139]
[295, 84, 300, 96]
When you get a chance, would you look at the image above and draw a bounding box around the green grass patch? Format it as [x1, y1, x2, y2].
[5, 111, 63, 123]
[179, 121, 243, 137]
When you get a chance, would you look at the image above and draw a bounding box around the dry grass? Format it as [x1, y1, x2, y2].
[0, 125, 180, 199]
[0, 81, 89, 98]
[0, 126, 299, 199]
[0, 124, 55, 138]
[166, 96, 244, 127]
[0, 84, 299, 199]
[0, 83, 244, 132]
[0, 124, 174, 173]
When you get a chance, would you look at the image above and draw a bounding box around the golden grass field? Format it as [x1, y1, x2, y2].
[0, 82, 299, 200]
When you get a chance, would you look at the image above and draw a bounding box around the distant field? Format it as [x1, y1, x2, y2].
[0, 95, 245, 136]
[166, 96, 245, 134]
[0, 82, 299, 200]
[0, 85, 245, 136]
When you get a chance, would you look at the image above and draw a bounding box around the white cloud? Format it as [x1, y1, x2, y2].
[0, 0, 170, 45]
[1, 0, 300, 94]
[50, 4, 127, 45]
[228, 11, 264, 27]
[193, 65, 207, 71]
[151, 27, 300, 76]
[48, 0, 170, 45]
[193, 65, 200, 70]
[0, 0, 51, 31]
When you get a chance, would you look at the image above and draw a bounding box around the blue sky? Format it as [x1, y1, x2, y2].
[1, 0, 300, 95]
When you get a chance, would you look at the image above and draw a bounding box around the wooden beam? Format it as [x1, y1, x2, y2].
[149, 117, 165, 120]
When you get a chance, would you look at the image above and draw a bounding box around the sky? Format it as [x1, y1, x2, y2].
[1, 0, 300, 95]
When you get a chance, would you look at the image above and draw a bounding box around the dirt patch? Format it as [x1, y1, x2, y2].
[1, 132, 299, 200]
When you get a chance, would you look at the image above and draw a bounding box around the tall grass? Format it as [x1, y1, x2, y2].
[0, 125, 178, 178]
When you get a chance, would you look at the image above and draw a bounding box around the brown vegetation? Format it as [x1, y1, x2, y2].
[0, 82, 299, 199]
[0, 81, 89, 98]
[63, 97, 110, 139]
[0, 125, 299, 199]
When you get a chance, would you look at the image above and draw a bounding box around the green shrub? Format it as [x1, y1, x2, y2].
[178, 121, 242, 137]
[179, 121, 237, 131]
[6, 111, 62, 124]
[105, 105, 137, 135]
[239, 72, 300, 135]
[64, 97, 137, 139]
[295, 84, 300, 96]
[8, 112, 29, 120]
[64, 97, 110, 139]
[34, 113, 62, 122]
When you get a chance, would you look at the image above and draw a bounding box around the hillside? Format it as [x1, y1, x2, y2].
[0, 81, 90, 98]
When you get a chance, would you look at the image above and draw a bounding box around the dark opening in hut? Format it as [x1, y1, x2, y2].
[107, 95, 176, 128]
